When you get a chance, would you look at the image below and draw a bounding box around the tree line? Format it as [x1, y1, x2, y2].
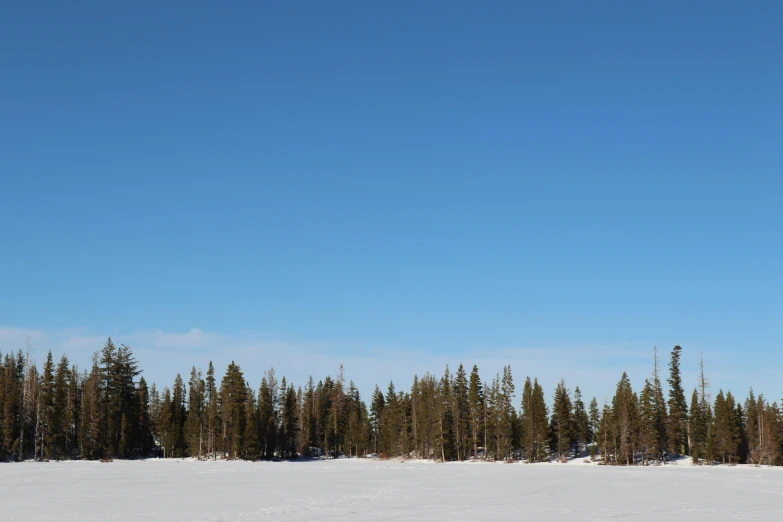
[0, 339, 781, 466]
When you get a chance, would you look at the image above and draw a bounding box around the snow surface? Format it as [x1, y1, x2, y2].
[2, 458, 783, 521]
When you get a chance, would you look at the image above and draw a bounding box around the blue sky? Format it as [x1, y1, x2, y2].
[1, 2, 781, 404]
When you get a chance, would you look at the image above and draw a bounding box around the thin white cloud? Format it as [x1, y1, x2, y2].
[0, 326, 773, 407]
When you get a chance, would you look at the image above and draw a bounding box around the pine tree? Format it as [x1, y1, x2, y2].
[243, 386, 259, 459]
[452, 364, 470, 461]
[99, 338, 117, 458]
[498, 366, 515, 460]
[666, 345, 689, 455]
[185, 367, 205, 458]
[136, 377, 153, 456]
[713, 390, 741, 464]
[639, 379, 656, 464]
[521, 378, 548, 462]
[651, 347, 669, 459]
[39, 351, 55, 460]
[205, 362, 219, 460]
[596, 401, 614, 463]
[301, 376, 317, 455]
[1, 354, 21, 459]
[158, 388, 174, 458]
[588, 397, 600, 444]
[258, 370, 278, 459]
[550, 379, 574, 459]
[612, 372, 635, 465]
[219, 362, 247, 459]
[467, 365, 483, 460]
[688, 389, 706, 462]
[572, 387, 590, 457]
[280, 383, 299, 458]
[52, 355, 70, 459]
[171, 373, 187, 457]
[370, 385, 384, 455]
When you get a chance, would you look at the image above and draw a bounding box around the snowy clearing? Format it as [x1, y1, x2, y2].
[2, 459, 783, 521]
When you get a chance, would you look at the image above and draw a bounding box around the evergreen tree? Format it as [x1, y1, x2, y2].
[467, 365, 483, 460]
[52, 355, 70, 459]
[171, 373, 187, 457]
[651, 347, 669, 458]
[258, 370, 278, 459]
[688, 389, 707, 462]
[452, 364, 470, 461]
[243, 386, 259, 459]
[521, 378, 548, 462]
[219, 362, 247, 459]
[185, 367, 205, 458]
[713, 390, 741, 464]
[572, 387, 590, 457]
[588, 397, 600, 444]
[596, 401, 615, 463]
[550, 379, 574, 459]
[39, 351, 55, 460]
[301, 376, 317, 454]
[158, 387, 174, 457]
[370, 385, 384, 455]
[136, 377, 153, 455]
[205, 362, 219, 459]
[666, 345, 689, 455]
[612, 372, 635, 465]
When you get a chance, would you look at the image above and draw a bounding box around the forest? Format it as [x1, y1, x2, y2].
[0, 339, 780, 466]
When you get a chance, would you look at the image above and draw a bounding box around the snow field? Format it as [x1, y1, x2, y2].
[1, 458, 782, 521]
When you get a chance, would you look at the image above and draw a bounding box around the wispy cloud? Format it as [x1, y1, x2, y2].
[0, 326, 773, 406]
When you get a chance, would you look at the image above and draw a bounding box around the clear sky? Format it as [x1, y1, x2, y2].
[1, 2, 781, 404]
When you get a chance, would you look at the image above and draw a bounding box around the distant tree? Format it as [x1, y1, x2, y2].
[612, 372, 635, 465]
[550, 379, 574, 459]
[243, 386, 259, 459]
[452, 364, 470, 461]
[572, 387, 590, 457]
[52, 354, 70, 459]
[712, 390, 741, 464]
[596, 401, 615, 463]
[666, 345, 689, 455]
[39, 351, 55, 460]
[205, 362, 219, 459]
[468, 366, 483, 459]
[136, 377, 153, 455]
[588, 397, 600, 443]
[219, 362, 247, 459]
[185, 367, 205, 458]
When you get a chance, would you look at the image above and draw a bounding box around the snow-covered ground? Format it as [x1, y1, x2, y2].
[2, 458, 782, 521]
